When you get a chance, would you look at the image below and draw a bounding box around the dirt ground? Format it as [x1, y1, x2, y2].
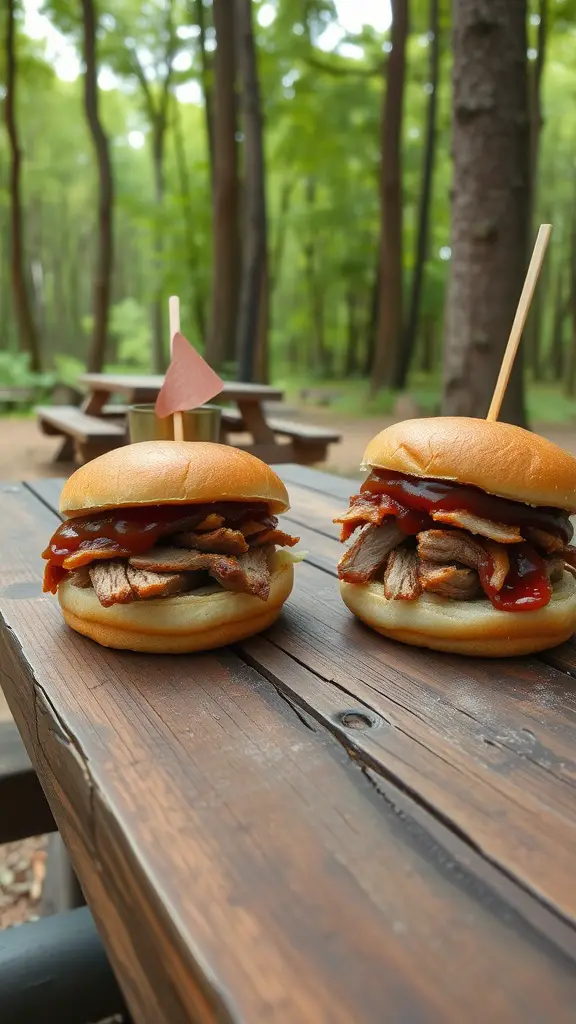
[3, 411, 576, 481]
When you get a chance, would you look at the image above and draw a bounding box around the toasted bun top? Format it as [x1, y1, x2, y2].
[362, 417, 576, 511]
[60, 441, 290, 517]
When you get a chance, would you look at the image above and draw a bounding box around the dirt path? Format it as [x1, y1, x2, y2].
[3, 413, 576, 481]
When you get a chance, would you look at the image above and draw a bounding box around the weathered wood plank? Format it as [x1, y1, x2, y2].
[2, 485, 576, 1021]
[239, 561, 576, 926]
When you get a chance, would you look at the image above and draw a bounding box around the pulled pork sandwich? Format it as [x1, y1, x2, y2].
[335, 417, 576, 657]
[42, 441, 300, 653]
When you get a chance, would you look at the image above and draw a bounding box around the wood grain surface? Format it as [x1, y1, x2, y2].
[2, 471, 576, 1023]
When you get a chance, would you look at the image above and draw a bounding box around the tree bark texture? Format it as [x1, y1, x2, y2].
[172, 97, 206, 344]
[397, 0, 439, 389]
[371, 0, 408, 393]
[234, 0, 268, 383]
[5, 0, 41, 371]
[442, 0, 529, 425]
[208, 0, 240, 370]
[81, 0, 114, 374]
[196, 0, 215, 184]
[525, 0, 548, 379]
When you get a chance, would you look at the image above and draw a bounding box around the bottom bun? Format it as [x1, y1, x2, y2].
[58, 550, 294, 653]
[340, 573, 576, 657]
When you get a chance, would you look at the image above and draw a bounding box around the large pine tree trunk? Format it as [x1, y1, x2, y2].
[5, 0, 41, 371]
[443, 0, 529, 425]
[397, 0, 439, 390]
[234, 0, 268, 383]
[208, 0, 240, 370]
[370, 0, 408, 394]
[81, 0, 114, 373]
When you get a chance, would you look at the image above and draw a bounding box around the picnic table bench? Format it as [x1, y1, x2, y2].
[37, 373, 341, 466]
[3, 464, 576, 1022]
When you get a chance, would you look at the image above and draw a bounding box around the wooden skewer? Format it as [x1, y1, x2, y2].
[486, 224, 552, 421]
[168, 295, 185, 441]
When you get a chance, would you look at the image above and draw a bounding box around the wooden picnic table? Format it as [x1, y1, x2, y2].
[38, 374, 340, 466]
[2, 464, 576, 1022]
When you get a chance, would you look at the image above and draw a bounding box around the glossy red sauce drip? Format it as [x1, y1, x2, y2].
[361, 470, 572, 541]
[356, 471, 567, 611]
[42, 501, 269, 593]
[483, 543, 551, 611]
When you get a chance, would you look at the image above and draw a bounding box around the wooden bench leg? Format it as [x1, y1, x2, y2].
[54, 437, 75, 463]
[0, 721, 56, 844]
[292, 441, 328, 466]
[40, 834, 86, 917]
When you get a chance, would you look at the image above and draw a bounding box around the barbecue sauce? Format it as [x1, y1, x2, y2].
[42, 501, 270, 592]
[355, 470, 568, 612]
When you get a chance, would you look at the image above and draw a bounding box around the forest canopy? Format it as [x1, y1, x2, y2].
[1, 0, 576, 423]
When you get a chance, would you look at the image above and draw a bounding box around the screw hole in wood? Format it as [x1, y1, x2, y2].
[339, 711, 376, 731]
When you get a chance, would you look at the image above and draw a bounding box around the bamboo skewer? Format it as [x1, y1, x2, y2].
[486, 224, 552, 421]
[168, 295, 185, 441]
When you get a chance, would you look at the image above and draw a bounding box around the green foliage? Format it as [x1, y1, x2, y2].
[0, 352, 55, 393]
[1, 0, 576, 422]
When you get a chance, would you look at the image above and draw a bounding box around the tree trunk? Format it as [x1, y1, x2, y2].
[345, 290, 359, 376]
[442, 0, 529, 426]
[371, 0, 408, 394]
[196, 0, 215, 184]
[151, 120, 166, 373]
[550, 265, 567, 383]
[397, 0, 439, 390]
[420, 316, 436, 374]
[234, 0, 268, 383]
[303, 178, 328, 375]
[364, 258, 379, 375]
[525, 0, 548, 379]
[208, 0, 240, 370]
[172, 97, 206, 343]
[81, 0, 114, 373]
[270, 180, 293, 293]
[5, 0, 41, 371]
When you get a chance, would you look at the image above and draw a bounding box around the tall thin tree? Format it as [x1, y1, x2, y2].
[5, 0, 41, 371]
[196, 0, 215, 182]
[208, 0, 240, 370]
[525, 0, 548, 379]
[370, 0, 409, 394]
[443, 0, 529, 425]
[234, 0, 268, 382]
[397, 0, 439, 389]
[126, 1, 177, 372]
[81, 0, 114, 373]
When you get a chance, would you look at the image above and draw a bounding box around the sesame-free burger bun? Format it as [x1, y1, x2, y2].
[60, 441, 290, 517]
[58, 550, 295, 653]
[340, 573, 576, 657]
[362, 417, 576, 512]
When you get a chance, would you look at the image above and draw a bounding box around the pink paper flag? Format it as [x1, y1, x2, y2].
[155, 332, 223, 418]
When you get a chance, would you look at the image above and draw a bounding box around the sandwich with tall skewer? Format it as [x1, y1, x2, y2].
[335, 417, 576, 656]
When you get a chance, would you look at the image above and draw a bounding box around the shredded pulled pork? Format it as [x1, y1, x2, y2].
[334, 494, 393, 542]
[338, 522, 405, 584]
[419, 563, 482, 600]
[47, 501, 299, 608]
[430, 509, 523, 544]
[173, 528, 249, 555]
[335, 480, 571, 612]
[383, 545, 421, 600]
